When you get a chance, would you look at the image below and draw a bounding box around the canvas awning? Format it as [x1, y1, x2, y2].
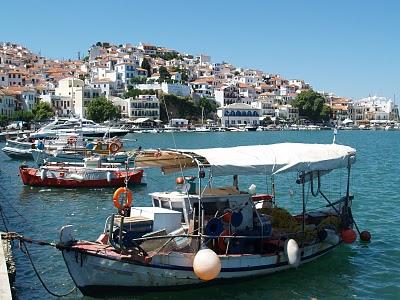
[133, 118, 151, 123]
[135, 143, 356, 176]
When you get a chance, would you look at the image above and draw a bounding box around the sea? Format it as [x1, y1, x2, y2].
[0, 130, 399, 300]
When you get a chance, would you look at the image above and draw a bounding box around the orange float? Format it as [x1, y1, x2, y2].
[341, 228, 357, 244]
[113, 187, 133, 210]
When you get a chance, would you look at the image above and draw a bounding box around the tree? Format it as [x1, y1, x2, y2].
[12, 110, 34, 123]
[32, 102, 54, 120]
[123, 89, 156, 99]
[130, 77, 146, 85]
[0, 115, 9, 127]
[141, 58, 151, 76]
[158, 66, 171, 82]
[199, 97, 217, 116]
[86, 97, 119, 123]
[291, 90, 331, 122]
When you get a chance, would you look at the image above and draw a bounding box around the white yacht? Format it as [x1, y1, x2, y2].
[30, 118, 129, 139]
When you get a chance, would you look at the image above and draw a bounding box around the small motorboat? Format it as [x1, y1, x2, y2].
[19, 157, 143, 188]
[31, 138, 126, 165]
[58, 143, 366, 296]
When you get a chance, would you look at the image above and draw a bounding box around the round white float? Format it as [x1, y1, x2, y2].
[285, 239, 301, 267]
[193, 248, 221, 281]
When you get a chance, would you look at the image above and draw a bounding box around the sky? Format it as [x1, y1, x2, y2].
[1, 0, 399, 100]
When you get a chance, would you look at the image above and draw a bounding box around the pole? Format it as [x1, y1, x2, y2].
[301, 171, 305, 247]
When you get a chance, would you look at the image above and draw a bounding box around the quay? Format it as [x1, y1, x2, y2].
[0, 232, 14, 300]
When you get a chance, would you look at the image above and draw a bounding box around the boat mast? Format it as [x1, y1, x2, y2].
[301, 171, 305, 247]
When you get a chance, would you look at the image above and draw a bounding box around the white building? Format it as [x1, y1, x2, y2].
[170, 118, 188, 127]
[275, 105, 299, 121]
[0, 89, 16, 117]
[55, 77, 101, 118]
[128, 94, 160, 120]
[217, 103, 261, 127]
[161, 83, 190, 97]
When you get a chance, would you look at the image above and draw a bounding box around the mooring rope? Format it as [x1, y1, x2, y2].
[1, 232, 76, 298]
[19, 240, 76, 297]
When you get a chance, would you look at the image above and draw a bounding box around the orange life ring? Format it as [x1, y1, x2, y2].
[113, 187, 133, 210]
[218, 229, 231, 252]
[67, 136, 77, 144]
[109, 142, 121, 153]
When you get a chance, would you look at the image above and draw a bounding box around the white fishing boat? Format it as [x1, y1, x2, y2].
[59, 143, 367, 296]
[1, 133, 85, 160]
[30, 118, 129, 139]
[31, 138, 126, 165]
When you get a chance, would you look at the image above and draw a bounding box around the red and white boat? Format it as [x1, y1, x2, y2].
[58, 143, 370, 296]
[19, 157, 143, 188]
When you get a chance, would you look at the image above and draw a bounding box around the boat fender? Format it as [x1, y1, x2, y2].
[341, 228, 357, 244]
[37, 141, 45, 150]
[107, 171, 112, 182]
[109, 142, 120, 154]
[70, 173, 84, 181]
[324, 229, 340, 245]
[222, 209, 232, 223]
[205, 218, 223, 236]
[40, 169, 47, 180]
[360, 230, 371, 242]
[193, 248, 221, 281]
[113, 187, 133, 210]
[284, 239, 301, 267]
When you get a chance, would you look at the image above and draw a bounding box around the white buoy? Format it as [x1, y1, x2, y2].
[324, 229, 340, 245]
[107, 171, 112, 182]
[248, 184, 257, 195]
[285, 239, 301, 267]
[193, 248, 221, 281]
[40, 169, 47, 180]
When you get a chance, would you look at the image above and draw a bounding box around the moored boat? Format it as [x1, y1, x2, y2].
[19, 157, 143, 188]
[58, 143, 364, 296]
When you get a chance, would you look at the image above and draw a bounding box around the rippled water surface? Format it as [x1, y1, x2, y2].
[1, 130, 399, 299]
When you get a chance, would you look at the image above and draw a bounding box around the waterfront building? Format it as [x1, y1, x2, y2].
[0, 88, 16, 117]
[217, 103, 261, 127]
[129, 94, 160, 120]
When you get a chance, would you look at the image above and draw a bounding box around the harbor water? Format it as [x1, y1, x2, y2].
[0, 130, 399, 299]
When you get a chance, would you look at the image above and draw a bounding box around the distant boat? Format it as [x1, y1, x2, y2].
[19, 157, 143, 188]
[30, 118, 129, 139]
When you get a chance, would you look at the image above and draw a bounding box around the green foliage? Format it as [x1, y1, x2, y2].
[159, 94, 199, 122]
[12, 110, 34, 122]
[154, 51, 180, 61]
[199, 97, 217, 116]
[141, 58, 151, 76]
[170, 67, 189, 82]
[159, 95, 217, 122]
[262, 116, 273, 125]
[86, 97, 119, 123]
[32, 102, 54, 120]
[123, 89, 156, 99]
[292, 90, 331, 122]
[130, 77, 147, 84]
[0, 115, 9, 127]
[158, 66, 171, 82]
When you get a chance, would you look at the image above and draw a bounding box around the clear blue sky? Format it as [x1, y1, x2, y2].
[1, 0, 399, 100]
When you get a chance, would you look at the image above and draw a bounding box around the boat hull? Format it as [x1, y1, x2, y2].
[62, 241, 339, 296]
[19, 166, 143, 188]
[2, 147, 33, 159]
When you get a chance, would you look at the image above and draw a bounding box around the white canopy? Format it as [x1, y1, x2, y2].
[185, 143, 356, 176]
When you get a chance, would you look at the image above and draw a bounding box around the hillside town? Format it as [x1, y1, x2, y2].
[0, 41, 399, 129]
